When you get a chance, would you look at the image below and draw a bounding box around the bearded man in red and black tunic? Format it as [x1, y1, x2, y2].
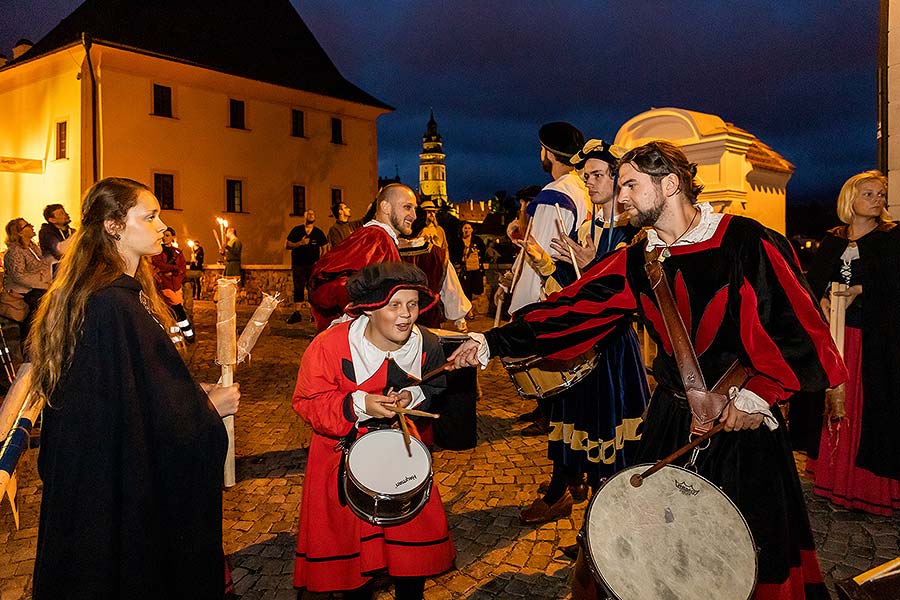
[450, 141, 846, 600]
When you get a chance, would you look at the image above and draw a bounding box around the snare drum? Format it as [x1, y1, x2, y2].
[575, 464, 757, 600]
[343, 429, 433, 527]
[501, 348, 598, 399]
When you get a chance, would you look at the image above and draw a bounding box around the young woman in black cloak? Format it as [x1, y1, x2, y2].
[26, 177, 240, 599]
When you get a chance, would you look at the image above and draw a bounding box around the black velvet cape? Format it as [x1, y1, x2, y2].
[805, 223, 900, 479]
[33, 275, 228, 599]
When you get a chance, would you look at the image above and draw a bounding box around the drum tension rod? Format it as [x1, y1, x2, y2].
[630, 422, 726, 487]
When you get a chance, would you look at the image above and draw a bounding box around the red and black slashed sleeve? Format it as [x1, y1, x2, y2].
[485, 249, 636, 360]
[737, 233, 847, 404]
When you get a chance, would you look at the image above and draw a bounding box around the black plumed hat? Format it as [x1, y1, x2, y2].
[345, 262, 438, 316]
[539, 121, 585, 159]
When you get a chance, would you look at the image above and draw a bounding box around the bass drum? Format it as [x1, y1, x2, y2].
[574, 464, 757, 600]
[343, 429, 433, 527]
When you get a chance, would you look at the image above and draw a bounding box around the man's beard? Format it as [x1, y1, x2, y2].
[540, 155, 553, 175]
[629, 195, 666, 228]
[391, 213, 412, 235]
[306, 218, 315, 225]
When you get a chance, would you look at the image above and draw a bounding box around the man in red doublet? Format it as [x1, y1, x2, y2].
[309, 184, 418, 331]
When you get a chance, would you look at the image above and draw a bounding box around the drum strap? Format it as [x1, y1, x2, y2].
[644, 248, 751, 435]
[336, 428, 361, 507]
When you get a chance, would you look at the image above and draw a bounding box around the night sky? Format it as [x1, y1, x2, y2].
[1, 1, 881, 216]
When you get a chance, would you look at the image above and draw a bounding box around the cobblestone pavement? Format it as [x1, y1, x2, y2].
[1, 302, 898, 599]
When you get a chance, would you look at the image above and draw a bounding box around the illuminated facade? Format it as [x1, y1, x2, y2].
[616, 107, 792, 233]
[0, 0, 391, 264]
[418, 111, 448, 203]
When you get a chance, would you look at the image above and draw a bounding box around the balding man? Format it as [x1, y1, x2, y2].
[309, 184, 418, 331]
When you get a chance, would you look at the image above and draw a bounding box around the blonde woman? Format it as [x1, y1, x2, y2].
[1, 218, 51, 339]
[805, 170, 900, 515]
[27, 177, 239, 598]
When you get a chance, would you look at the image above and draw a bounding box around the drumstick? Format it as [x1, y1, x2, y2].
[629, 422, 726, 487]
[385, 405, 440, 419]
[394, 399, 412, 457]
[507, 217, 534, 299]
[493, 217, 534, 328]
[406, 361, 455, 386]
[554, 203, 581, 280]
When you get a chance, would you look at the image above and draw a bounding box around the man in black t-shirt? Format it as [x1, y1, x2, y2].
[285, 209, 327, 323]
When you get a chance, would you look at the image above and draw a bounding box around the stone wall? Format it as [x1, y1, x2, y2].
[186, 265, 293, 306]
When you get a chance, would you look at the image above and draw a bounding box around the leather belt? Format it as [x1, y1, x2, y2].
[644, 247, 752, 434]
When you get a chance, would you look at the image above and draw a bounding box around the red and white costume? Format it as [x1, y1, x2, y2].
[292, 316, 455, 592]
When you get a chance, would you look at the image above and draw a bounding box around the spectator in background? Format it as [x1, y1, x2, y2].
[453, 222, 486, 318]
[38, 203, 75, 275]
[221, 227, 242, 279]
[2, 218, 51, 342]
[418, 198, 448, 249]
[400, 213, 471, 332]
[188, 240, 204, 300]
[151, 227, 195, 343]
[327, 201, 362, 249]
[286, 210, 328, 324]
[805, 170, 900, 515]
[189, 240, 205, 270]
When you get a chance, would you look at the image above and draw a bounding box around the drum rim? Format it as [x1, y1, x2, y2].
[343, 481, 432, 526]
[503, 351, 601, 400]
[345, 429, 433, 496]
[581, 463, 758, 600]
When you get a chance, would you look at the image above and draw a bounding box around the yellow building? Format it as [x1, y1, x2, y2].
[615, 107, 793, 233]
[0, 0, 391, 264]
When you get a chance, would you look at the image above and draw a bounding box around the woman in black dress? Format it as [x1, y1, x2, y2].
[805, 170, 900, 515]
[455, 222, 485, 313]
[27, 177, 240, 598]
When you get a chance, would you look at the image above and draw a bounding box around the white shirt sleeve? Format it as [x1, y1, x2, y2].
[465, 332, 491, 369]
[509, 204, 575, 314]
[400, 385, 426, 409]
[351, 390, 372, 422]
[732, 387, 778, 431]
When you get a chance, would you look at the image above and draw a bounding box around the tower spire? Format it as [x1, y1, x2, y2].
[419, 111, 447, 202]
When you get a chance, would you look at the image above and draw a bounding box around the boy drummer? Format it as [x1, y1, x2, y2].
[292, 262, 455, 599]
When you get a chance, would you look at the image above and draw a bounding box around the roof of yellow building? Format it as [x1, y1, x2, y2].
[9, 0, 392, 111]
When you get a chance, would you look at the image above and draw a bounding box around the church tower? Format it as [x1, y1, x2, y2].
[419, 110, 447, 203]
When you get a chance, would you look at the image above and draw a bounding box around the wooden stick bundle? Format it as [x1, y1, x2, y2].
[216, 278, 238, 487]
[829, 282, 847, 358]
[495, 217, 534, 327]
[237, 292, 282, 364]
[0, 364, 31, 443]
[554, 203, 581, 280]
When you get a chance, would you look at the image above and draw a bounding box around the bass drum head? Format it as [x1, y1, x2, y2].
[347, 429, 431, 495]
[584, 464, 757, 600]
